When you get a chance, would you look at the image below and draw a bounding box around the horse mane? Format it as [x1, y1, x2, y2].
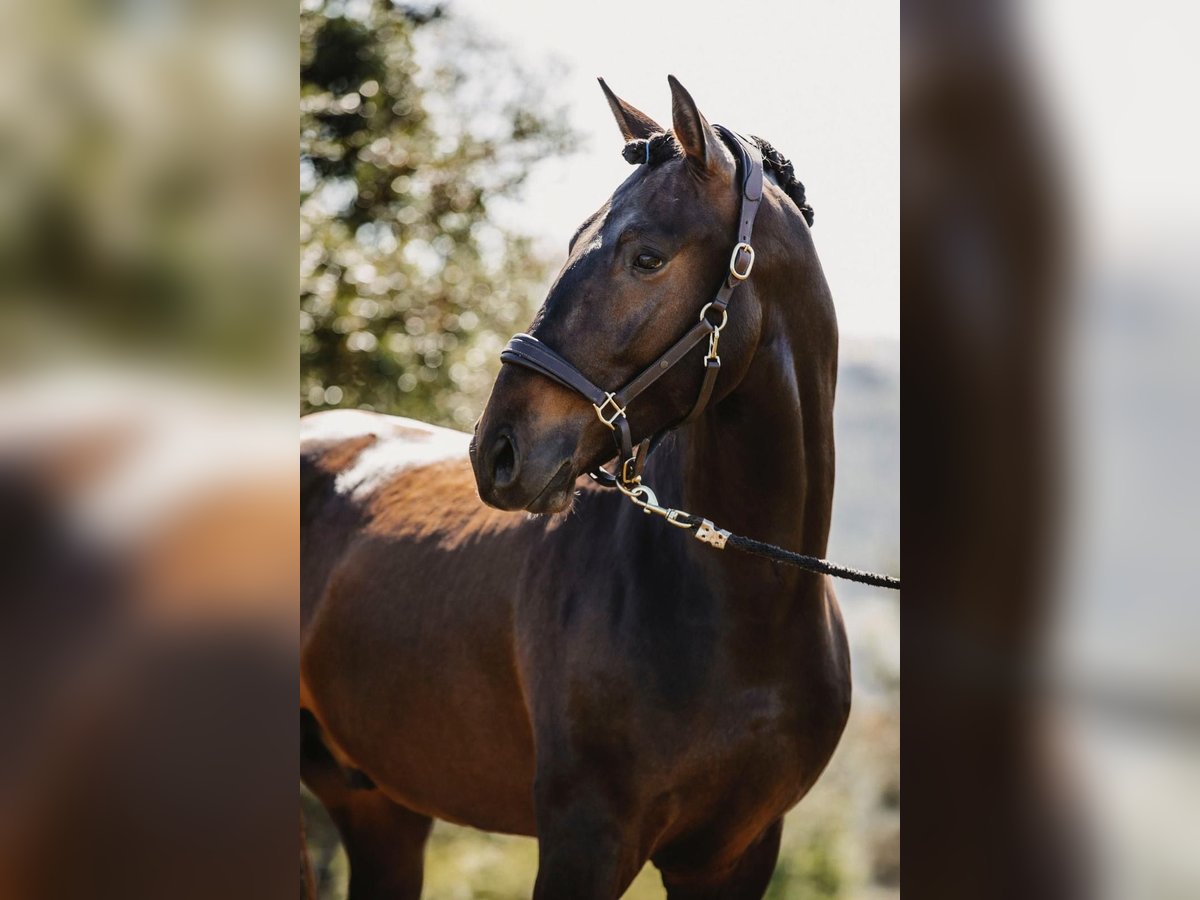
[748, 135, 815, 228]
[621, 132, 815, 228]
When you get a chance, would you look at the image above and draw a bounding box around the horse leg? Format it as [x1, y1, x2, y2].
[657, 819, 784, 900]
[301, 711, 431, 900]
[300, 811, 317, 900]
[321, 790, 432, 900]
[532, 816, 639, 900]
[531, 780, 643, 900]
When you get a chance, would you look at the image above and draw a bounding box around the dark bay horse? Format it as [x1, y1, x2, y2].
[300, 76, 850, 899]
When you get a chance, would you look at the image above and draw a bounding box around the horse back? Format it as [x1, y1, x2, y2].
[299, 409, 540, 831]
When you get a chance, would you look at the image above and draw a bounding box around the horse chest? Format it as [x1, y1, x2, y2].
[648, 676, 846, 842]
[522, 531, 850, 836]
[686, 684, 803, 772]
[553, 634, 820, 784]
[540, 573, 843, 762]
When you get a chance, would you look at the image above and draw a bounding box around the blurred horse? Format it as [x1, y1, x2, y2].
[0, 373, 297, 900]
[300, 76, 850, 899]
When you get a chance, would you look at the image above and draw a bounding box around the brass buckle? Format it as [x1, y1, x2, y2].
[728, 242, 755, 281]
[592, 393, 626, 428]
[620, 456, 639, 485]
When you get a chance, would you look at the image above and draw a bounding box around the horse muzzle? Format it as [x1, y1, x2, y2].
[470, 418, 579, 514]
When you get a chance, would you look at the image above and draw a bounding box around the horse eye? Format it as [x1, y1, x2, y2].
[634, 253, 663, 270]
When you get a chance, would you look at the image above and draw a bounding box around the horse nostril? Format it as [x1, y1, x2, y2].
[490, 432, 519, 488]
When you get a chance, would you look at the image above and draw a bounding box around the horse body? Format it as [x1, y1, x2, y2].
[301, 77, 851, 899]
[301, 413, 848, 892]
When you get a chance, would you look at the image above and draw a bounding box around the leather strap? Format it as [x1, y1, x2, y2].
[710, 125, 764, 317]
[613, 319, 715, 407]
[499, 126, 765, 487]
[681, 357, 722, 425]
[501, 334, 609, 408]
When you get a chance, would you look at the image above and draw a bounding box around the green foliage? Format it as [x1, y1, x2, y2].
[767, 826, 846, 900]
[300, 0, 574, 426]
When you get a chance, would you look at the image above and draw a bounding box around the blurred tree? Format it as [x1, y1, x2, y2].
[300, 0, 574, 426]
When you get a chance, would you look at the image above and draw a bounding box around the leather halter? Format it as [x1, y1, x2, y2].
[500, 125, 764, 488]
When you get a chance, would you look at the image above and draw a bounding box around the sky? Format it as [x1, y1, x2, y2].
[441, 0, 899, 340]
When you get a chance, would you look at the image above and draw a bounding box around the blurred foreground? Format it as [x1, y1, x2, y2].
[0, 1, 298, 898]
[904, 1, 1200, 898]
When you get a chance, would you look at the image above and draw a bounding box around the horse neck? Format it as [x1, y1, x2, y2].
[668, 213, 838, 607]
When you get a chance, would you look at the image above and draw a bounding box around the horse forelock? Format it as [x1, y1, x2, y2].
[620, 131, 679, 166]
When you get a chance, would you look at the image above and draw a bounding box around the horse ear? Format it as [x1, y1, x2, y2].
[667, 75, 729, 176]
[598, 78, 662, 142]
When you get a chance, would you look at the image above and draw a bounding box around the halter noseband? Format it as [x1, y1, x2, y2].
[499, 125, 764, 489]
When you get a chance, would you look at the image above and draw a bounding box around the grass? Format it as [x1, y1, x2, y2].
[307, 812, 848, 900]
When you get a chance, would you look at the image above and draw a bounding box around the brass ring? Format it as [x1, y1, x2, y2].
[698, 302, 728, 331]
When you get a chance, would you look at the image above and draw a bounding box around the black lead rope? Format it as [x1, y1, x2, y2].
[620, 490, 901, 591]
[723, 534, 901, 590]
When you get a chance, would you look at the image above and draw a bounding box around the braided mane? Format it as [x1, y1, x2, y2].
[748, 136, 815, 228]
[621, 132, 815, 228]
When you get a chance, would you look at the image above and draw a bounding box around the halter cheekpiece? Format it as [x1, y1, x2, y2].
[499, 125, 765, 490]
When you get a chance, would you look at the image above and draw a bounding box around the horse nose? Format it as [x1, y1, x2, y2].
[488, 430, 520, 489]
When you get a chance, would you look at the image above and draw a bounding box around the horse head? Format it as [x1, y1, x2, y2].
[471, 76, 771, 513]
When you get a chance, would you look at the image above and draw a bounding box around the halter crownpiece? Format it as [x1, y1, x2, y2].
[500, 125, 764, 489]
